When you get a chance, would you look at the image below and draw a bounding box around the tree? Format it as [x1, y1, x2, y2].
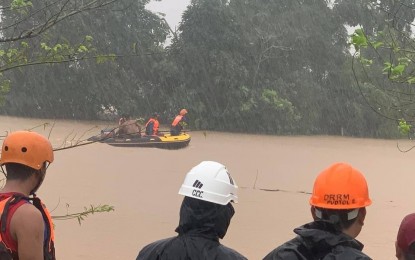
[0, 0, 401, 137]
[0, 0, 121, 104]
[164, 0, 392, 136]
[0, 0, 171, 119]
[348, 0, 415, 135]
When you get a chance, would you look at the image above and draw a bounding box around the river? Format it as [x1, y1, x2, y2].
[0, 115, 412, 259]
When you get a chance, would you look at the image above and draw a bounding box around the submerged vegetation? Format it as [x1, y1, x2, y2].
[53, 204, 115, 225]
[1, 0, 415, 138]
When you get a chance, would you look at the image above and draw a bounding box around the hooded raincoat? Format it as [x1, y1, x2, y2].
[263, 221, 371, 260]
[136, 197, 247, 260]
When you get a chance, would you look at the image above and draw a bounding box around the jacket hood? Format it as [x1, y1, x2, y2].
[294, 220, 364, 257]
[175, 197, 235, 240]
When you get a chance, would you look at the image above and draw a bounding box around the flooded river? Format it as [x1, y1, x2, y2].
[0, 116, 413, 259]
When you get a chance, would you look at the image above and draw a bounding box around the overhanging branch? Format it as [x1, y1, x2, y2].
[0, 0, 118, 43]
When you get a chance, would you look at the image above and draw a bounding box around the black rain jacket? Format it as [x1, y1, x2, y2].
[136, 197, 247, 260]
[263, 221, 372, 260]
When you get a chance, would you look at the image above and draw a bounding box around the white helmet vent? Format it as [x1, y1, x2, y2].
[227, 171, 234, 185]
[192, 180, 204, 189]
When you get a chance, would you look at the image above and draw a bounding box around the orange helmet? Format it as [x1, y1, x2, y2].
[0, 131, 54, 170]
[180, 109, 188, 116]
[309, 162, 371, 210]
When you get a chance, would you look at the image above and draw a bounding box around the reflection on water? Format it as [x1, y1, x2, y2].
[0, 116, 412, 260]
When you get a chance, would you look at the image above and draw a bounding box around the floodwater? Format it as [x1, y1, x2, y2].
[0, 116, 413, 259]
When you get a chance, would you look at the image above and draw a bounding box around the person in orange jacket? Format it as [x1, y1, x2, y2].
[170, 109, 188, 136]
[145, 113, 160, 136]
[263, 162, 372, 259]
[0, 131, 56, 260]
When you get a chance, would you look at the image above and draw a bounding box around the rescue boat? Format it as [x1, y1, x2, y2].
[87, 130, 191, 149]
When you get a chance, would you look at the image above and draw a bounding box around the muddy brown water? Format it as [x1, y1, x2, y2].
[0, 116, 413, 259]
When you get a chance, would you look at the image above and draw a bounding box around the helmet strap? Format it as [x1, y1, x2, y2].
[0, 165, 6, 178]
[314, 207, 360, 221]
[314, 207, 322, 219]
[29, 178, 41, 196]
[29, 164, 46, 196]
[347, 208, 359, 220]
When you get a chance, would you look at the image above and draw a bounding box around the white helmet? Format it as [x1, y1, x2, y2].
[178, 161, 238, 205]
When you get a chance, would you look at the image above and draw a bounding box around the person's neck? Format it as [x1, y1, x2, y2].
[342, 223, 361, 239]
[1, 180, 32, 196]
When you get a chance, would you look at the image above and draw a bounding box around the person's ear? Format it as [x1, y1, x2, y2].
[396, 241, 403, 259]
[357, 207, 366, 226]
[310, 206, 317, 220]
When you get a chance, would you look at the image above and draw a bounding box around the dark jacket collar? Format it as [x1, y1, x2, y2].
[175, 197, 234, 241]
[294, 220, 364, 254]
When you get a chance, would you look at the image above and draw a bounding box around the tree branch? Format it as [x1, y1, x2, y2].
[0, 0, 118, 43]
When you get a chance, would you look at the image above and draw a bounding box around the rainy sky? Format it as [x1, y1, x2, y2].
[146, 0, 191, 30]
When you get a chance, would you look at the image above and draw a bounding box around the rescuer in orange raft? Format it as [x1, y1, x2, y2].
[0, 131, 56, 260]
[170, 109, 188, 136]
[264, 162, 372, 259]
[145, 113, 161, 136]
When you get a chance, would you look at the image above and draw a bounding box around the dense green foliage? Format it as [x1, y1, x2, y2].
[0, 0, 406, 137]
[349, 0, 415, 135]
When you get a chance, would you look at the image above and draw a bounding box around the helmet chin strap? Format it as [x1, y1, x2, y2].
[0, 165, 6, 178]
[30, 183, 40, 196]
[30, 166, 46, 196]
[30, 177, 42, 196]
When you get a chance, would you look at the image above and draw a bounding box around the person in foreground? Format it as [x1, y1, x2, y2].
[0, 131, 56, 260]
[396, 213, 415, 260]
[136, 161, 247, 260]
[170, 109, 188, 136]
[263, 162, 372, 260]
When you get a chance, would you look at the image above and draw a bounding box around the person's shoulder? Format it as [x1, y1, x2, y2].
[136, 237, 175, 260]
[10, 203, 44, 239]
[216, 244, 247, 260]
[262, 237, 303, 260]
[12, 203, 43, 221]
[142, 237, 174, 249]
[323, 246, 372, 260]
